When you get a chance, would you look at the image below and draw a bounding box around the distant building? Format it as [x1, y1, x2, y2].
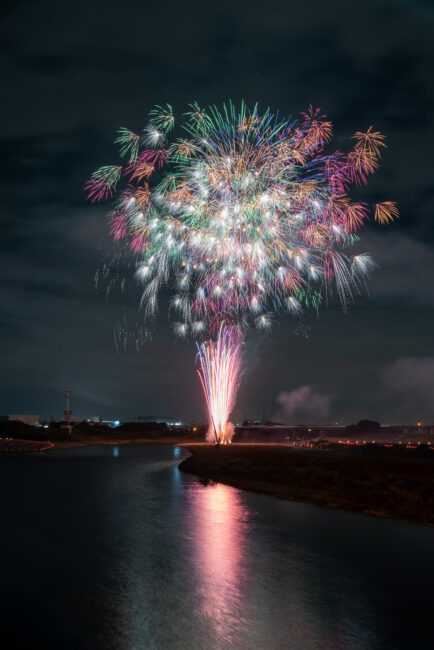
[102, 420, 121, 428]
[70, 417, 120, 428]
[0, 415, 40, 427]
[136, 416, 183, 426]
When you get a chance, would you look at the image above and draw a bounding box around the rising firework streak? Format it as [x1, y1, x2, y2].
[196, 324, 241, 445]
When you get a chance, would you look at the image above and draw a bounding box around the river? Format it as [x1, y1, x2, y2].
[1, 444, 433, 649]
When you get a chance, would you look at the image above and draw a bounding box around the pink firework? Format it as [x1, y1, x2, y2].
[196, 324, 241, 445]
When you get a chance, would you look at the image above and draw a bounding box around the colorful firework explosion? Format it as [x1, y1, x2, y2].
[86, 101, 397, 337]
[86, 102, 397, 440]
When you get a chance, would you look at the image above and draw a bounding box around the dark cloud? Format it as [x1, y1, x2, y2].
[382, 357, 434, 421]
[354, 231, 434, 305]
[1, 0, 434, 422]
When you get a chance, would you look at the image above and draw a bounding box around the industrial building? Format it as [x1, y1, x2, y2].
[0, 414, 40, 427]
[135, 416, 183, 426]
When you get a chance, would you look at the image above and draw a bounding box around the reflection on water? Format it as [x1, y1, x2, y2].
[173, 445, 181, 458]
[1, 444, 434, 650]
[190, 482, 250, 644]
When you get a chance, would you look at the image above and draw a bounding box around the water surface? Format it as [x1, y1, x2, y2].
[1, 444, 433, 649]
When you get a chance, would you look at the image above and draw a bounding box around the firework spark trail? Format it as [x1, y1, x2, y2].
[86, 101, 397, 338]
[86, 102, 397, 442]
[196, 324, 241, 444]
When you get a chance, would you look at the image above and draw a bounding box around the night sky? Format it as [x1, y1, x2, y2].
[1, 0, 434, 424]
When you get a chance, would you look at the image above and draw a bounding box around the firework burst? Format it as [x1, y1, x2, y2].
[86, 101, 397, 441]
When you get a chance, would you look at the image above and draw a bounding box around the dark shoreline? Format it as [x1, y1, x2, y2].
[0, 434, 203, 456]
[0, 439, 55, 455]
[179, 444, 434, 527]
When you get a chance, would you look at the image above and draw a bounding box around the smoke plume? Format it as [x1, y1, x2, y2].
[276, 385, 332, 422]
[206, 420, 236, 444]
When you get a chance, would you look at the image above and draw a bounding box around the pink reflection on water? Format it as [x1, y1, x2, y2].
[189, 481, 251, 641]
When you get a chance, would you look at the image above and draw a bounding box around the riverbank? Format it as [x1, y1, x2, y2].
[0, 433, 202, 455]
[0, 439, 55, 455]
[179, 444, 434, 527]
[68, 431, 203, 446]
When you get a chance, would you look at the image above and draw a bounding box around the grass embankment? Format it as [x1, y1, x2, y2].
[179, 445, 434, 526]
